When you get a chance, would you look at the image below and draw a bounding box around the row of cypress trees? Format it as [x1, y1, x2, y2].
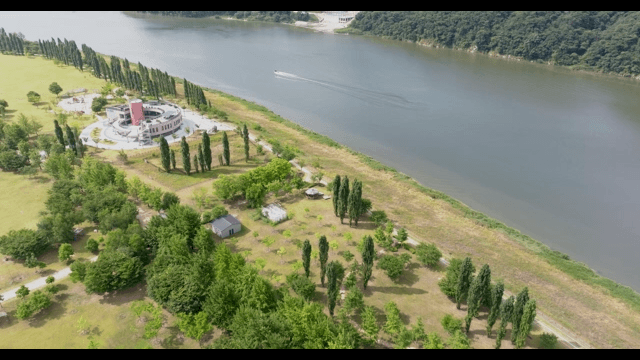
[160, 131, 223, 175]
[332, 175, 365, 226]
[453, 257, 536, 349]
[0, 28, 25, 55]
[183, 78, 207, 108]
[53, 119, 84, 157]
[39, 38, 83, 70]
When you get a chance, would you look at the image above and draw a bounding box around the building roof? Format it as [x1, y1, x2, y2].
[211, 214, 241, 231]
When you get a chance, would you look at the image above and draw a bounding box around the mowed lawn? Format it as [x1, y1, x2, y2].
[0, 171, 52, 235]
[0, 54, 107, 134]
[0, 278, 205, 349]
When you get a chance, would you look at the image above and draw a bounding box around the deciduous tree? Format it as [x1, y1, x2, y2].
[455, 257, 474, 310]
[511, 287, 529, 344]
[222, 131, 230, 166]
[318, 235, 329, 287]
[486, 281, 504, 336]
[49, 82, 63, 97]
[302, 239, 311, 278]
[495, 296, 514, 349]
[58, 243, 74, 262]
[515, 299, 536, 349]
[361, 235, 375, 290]
[181, 136, 190, 175]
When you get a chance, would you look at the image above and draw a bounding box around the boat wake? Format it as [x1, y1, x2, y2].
[275, 70, 419, 109]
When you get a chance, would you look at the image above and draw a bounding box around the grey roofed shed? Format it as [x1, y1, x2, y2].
[210, 214, 242, 238]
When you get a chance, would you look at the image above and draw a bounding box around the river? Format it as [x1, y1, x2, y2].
[2, 11, 640, 290]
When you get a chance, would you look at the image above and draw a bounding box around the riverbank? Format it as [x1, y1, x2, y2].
[337, 29, 640, 82]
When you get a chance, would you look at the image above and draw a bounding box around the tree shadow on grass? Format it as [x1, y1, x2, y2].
[0, 310, 19, 329]
[99, 283, 147, 306]
[161, 326, 185, 349]
[363, 286, 427, 296]
[27, 300, 68, 328]
[394, 264, 421, 287]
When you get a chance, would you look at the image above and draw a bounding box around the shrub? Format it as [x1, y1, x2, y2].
[202, 205, 229, 223]
[85, 238, 99, 252]
[377, 253, 412, 280]
[369, 210, 388, 226]
[441, 314, 463, 335]
[45, 276, 55, 284]
[415, 243, 442, 268]
[91, 97, 108, 113]
[539, 332, 558, 349]
[446, 330, 471, 349]
[342, 250, 354, 261]
[286, 273, 316, 301]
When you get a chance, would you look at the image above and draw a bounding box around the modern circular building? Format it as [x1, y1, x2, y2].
[105, 99, 183, 145]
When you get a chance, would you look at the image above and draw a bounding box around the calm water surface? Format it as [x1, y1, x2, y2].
[2, 11, 640, 290]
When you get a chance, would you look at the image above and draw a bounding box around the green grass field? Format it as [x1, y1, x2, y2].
[0, 171, 52, 235]
[0, 54, 106, 134]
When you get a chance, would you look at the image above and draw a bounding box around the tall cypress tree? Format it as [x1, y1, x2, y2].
[170, 149, 176, 170]
[222, 131, 230, 166]
[327, 261, 340, 316]
[302, 239, 311, 278]
[347, 179, 361, 227]
[362, 235, 375, 290]
[64, 124, 76, 155]
[332, 175, 341, 217]
[465, 264, 491, 332]
[181, 136, 191, 175]
[511, 287, 529, 344]
[486, 281, 504, 336]
[243, 124, 250, 162]
[495, 296, 515, 349]
[338, 176, 349, 224]
[202, 132, 211, 171]
[194, 154, 200, 173]
[160, 137, 171, 172]
[319, 235, 329, 287]
[353, 180, 363, 226]
[515, 299, 536, 349]
[198, 144, 205, 172]
[54, 120, 65, 146]
[455, 257, 474, 310]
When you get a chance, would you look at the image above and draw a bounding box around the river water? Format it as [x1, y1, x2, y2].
[2, 11, 640, 290]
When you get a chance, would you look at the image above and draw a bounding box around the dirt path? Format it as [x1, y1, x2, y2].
[1, 255, 98, 303]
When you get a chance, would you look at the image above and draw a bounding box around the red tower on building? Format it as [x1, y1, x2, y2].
[130, 99, 144, 126]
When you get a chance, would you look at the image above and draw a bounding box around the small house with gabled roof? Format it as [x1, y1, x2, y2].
[210, 214, 242, 238]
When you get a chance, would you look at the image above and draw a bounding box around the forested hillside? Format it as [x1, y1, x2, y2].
[136, 11, 313, 23]
[348, 11, 640, 76]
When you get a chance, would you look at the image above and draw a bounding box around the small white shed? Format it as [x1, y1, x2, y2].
[262, 203, 288, 223]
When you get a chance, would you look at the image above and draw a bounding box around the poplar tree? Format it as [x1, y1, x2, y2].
[54, 120, 65, 146]
[64, 124, 76, 155]
[511, 287, 529, 344]
[362, 235, 375, 290]
[515, 299, 536, 349]
[347, 179, 361, 227]
[181, 136, 191, 175]
[319, 235, 329, 287]
[337, 176, 349, 224]
[170, 149, 176, 170]
[243, 124, 250, 162]
[495, 296, 514, 349]
[222, 131, 230, 166]
[202, 132, 211, 171]
[327, 261, 340, 316]
[332, 175, 341, 217]
[160, 137, 171, 173]
[353, 180, 363, 226]
[194, 154, 200, 173]
[455, 257, 474, 309]
[465, 264, 491, 332]
[486, 281, 504, 336]
[198, 144, 205, 172]
[302, 239, 311, 278]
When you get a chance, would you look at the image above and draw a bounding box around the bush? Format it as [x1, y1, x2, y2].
[201, 205, 229, 224]
[446, 330, 471, 349]
[415, 243, 442, 268]
[286, 273, 316, 301]
[369, 210, 388, 226]
[441, 314, 463, 335]
[45, 276, 55, 284]
[0, 229, 50, 260]
[91, 97, 108, 113]
[15, 291, 51, 320]
[539, 332, 558, 349]
[377, 253, 412, 280]
[85, 238, 99, 252]
[342, 250, 354, 262]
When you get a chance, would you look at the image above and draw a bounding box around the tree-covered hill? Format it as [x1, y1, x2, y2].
[136, 11, 313, 23]
[348, 11, 640, 76]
